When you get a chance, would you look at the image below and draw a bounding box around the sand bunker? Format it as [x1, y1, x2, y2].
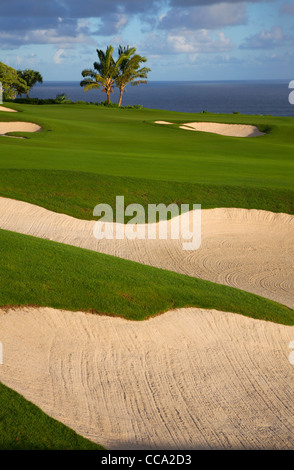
[154, 121, 173, 125]
[154, 119, 264, 137]
[0, 121, 41, 137]
[179, 122, 264, 137]
[0, 306, 293, 450]
[0, 197, 293, 308]
[0, 105, 17, 112]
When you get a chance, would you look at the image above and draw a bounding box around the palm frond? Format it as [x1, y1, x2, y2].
[82, 83, 101, 92]
[81, 44, 151, 105]
[130, 80, 148, 86]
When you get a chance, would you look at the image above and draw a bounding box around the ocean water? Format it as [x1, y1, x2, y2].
[30, 80, 294, 117]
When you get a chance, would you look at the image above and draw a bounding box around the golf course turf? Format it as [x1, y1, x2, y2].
[0, 228, 293, 325]
[0, 381, 104, 450]
[0, 103, 293, 218]
[0, 102, 293, 450]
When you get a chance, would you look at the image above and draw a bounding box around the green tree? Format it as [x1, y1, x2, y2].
[55, 93, 70, 103]
[0, 62, 29, 100]
[80, 45, 133, 105]
[116, 45, 151, 107]
[17, 69, 43, 98]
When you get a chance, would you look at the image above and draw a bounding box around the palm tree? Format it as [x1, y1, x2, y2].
[80, 45, 132, 105]
[17, 69, 43, 98]
[116, 46, 151, 107]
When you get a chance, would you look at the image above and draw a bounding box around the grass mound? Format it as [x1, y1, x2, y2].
[0, 381, 104, 450]
[0, 169, 293, 220]
[0, 228, 293, 325]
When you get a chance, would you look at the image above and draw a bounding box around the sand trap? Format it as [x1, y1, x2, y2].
[179, 122, 264, 137]
[0, 306, 293, 449]
[0, 105, 17, 112]
[0, 121, 41, 137]
[154, 120, 173, 124]
[0, 197, 293, 308]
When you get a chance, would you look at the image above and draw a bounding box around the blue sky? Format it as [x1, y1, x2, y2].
[0, 0, 293, 81]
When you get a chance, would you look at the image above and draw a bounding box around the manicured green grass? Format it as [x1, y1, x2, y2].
[0, 228, 293, 325]
[0, 381, 104, 450]
[0, 169, 293, 220]
[0, 104, 293, 216]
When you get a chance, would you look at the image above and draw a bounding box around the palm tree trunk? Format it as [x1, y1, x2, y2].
[118, 87, 124, 107]
[107, 91, 111, 105]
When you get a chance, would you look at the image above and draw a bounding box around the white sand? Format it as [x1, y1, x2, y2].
[0, 121, 41, 137]
[179, 122, 265, 137]
[154, 121, 173, 124]
[0, 105, 17, 112]
[0, 197, 293, 308]
[0, 306, 293, 450]
[154, 120, 264, 137]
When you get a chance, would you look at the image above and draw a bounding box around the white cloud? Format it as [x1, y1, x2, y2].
[141, 29, 234, 59]
[167, 30, 234, 54]
[53, 48, 66, 64]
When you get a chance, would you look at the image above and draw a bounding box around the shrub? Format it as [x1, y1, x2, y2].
[11, 96, 144, 109]
[55, 93, 71, 104]
[98, 100, 119, 108]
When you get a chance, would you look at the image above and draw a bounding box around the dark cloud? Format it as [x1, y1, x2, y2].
[240, 26, 292, 49]
[159, 3, 247, 30]
[0, 16, 88, 35]
[280, 2, 294, 15]
[0, 16, 59, 32]
[0, 0, 280, 51]
[0, 0, 277, 20]
[0, 0, 65, 17]
[67, 0, 160, 17]
[92, 13, 128, 36]
[0, 0, 162, 47]
[169, 0, 272, 5]
[0, 0, 160, 18]
[0, 17, 92, 49]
